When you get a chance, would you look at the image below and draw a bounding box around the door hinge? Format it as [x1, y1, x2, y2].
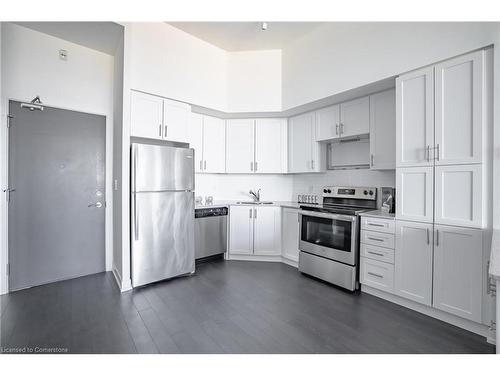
[489, 320, 496, 332]
[7, 114, 14, 128]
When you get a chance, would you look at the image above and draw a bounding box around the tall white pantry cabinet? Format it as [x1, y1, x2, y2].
[394, 48, 494, 326]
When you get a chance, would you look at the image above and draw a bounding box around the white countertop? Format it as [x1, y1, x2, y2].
[359, 210, 395, 219]
[489, 229, 500, 280]
[195, 200, 310, 210]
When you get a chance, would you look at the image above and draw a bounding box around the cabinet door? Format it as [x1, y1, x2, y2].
[203, 116, 226, 173]
[229, 206, 254, 255]
[370, 89, 396, 170]
[288, 112, 314, 173]
[253, 207, 281, 256]
[394, 220, 433, 306]
[339, 96, 370, 138]
[396, 67, 434, 167]
[130, 91, 163, 140]
[163, 98, 190, 143]
[433, 225, 482, 322]
[281, 208, 299, 262]
[255, 119, 286, 173]
[435, 50, 483, 165]
[434, 164, 483, 228]
[188, 112, 204, 173]
[226, 119, 255, 173]
[396, 167, 434, 223]
[315, 105, 340, 141]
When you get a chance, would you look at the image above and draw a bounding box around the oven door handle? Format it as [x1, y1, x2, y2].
[298, 210, 356, 222]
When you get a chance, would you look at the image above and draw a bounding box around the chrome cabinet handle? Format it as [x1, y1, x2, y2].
[311, 160, 315, 170]
[368, 223, 385, 227]
[88, 202, 103, 208]
[133, 194, 139, 241]
[370, 154, 374, 167]
[164, 125, 167, 138]
[340, 123, 344, 134]
[368, 272, 384, 279]
[367, 237, 384, 242]
[436, 229, 439, 246]
[250, 162, 253, 171]
[204, 160, 207, 170]
[249, 208, 252, 219]
[367, 251, 384, 257]
[426, 228, 429, 244]
[335, 123, 339, 135]
[159, 124, 162, 137]
[255, 162, 258, 172]
[436, 144, 440, 161]
[254, 208, 257, 219]
[200, 160, 203, 171]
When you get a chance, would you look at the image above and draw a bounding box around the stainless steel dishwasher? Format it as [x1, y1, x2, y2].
[194, 206, 228, 260]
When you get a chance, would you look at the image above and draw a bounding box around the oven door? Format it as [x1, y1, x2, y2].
[298, 210, 358, 266]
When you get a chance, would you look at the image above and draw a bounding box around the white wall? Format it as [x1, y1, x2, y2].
[282, 22, 500, 109]
[128, 23, 228, 111]
[227, 50, 282, 112]
[0, 23, 115, 294]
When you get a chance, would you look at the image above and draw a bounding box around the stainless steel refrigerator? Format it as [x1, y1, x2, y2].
[131, 142, 195, 287]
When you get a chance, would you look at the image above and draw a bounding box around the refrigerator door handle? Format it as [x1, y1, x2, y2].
[133, 144, 138, 193]
[133, 194, 139, 241]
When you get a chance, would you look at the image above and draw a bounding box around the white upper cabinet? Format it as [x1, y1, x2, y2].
[255, 119, 287, 173]
[282, 207, 299, 263]
[202, 116, 226, 173]
[225, 119, 255, 173]
[369, 89, 396, 170]
[229, 206, 254, 255]
[130, 91, 190, 143]
[434, 164, 483, 228]
[253, 206, 281, 256]
[130, 91, 164, 140]
[434, 51, 484, 165]
[339, 96, 370, 138]
[288, 112, 319, 173]
[396, 67, 434, 167]
[396, 167, 434, 223]
[315, 105, 340, 141]
[432, 225, 483, 322]
[394, 220, 433, 306]
[188, 113, 204, 173]
[163, 98, 190, 143]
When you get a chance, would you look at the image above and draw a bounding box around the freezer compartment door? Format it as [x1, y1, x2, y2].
[131, 191, 195, 287]
[132, 143, 194, 192]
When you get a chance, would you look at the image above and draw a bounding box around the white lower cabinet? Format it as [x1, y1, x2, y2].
[432, 224, 483, 323]
[281, 207, 299, 262]
[394, 220, 433, 306]
[229, 206, 281, 257]
[360, 257, 394, 293]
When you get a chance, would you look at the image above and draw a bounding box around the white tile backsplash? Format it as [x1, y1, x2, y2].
[195, 169, 395, 208]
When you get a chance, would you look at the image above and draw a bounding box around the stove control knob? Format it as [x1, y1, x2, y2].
[369, 190, 374, 196]
[327, 189, 332, 194]
[323, 189, 328, 193]
[363, 190, 368, 195]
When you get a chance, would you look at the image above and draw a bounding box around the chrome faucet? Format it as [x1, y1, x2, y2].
[249, 188, 261, 202]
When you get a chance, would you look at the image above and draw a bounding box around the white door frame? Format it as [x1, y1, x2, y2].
[0, 97, 113, 294]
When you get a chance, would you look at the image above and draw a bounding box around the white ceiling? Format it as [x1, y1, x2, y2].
[14, 22, 124, 56]
[168, 22, 323, 51]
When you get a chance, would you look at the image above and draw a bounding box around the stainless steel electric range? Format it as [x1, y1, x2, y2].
[298, 186, 377, 291]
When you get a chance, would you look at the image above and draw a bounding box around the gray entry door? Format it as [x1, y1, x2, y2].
[8, 100, 106, 291]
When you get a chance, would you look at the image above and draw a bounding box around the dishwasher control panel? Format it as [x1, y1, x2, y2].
[195, 207, 228, 218]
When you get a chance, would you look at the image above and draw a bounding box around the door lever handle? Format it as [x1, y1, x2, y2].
[3, 188, 15, 202]
[88, 202, 103, 208]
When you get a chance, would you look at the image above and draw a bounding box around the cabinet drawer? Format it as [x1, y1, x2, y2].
[360, 257, 394, 293]
[361, 216, 395, 234]
[361, 243, 394, 264]
[361, 230, 395, 249]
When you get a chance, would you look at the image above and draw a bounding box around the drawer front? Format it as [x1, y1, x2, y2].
[361, 243, 394, 264]
[361, 216, 395, 234]
[360, 257, 394, 293]
[361, 230, 395, 249]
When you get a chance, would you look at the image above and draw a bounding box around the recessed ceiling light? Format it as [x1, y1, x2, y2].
[261, 22, 268, 31]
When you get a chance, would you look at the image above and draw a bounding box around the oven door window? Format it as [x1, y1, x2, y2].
[301, 215, 352, 252]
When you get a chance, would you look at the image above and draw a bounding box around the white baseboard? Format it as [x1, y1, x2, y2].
[227, 254, 283, 262]
[281, 256, 298, 268]
[362, 285, 495, 341]
[112, 267, 132, 293]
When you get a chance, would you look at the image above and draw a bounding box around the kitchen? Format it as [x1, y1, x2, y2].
[1, 13, 500, 363]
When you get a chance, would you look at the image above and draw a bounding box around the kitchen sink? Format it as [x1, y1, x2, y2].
[236, 201, 274, 205]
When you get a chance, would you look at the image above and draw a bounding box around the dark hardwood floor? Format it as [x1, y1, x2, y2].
[0, 260, 495, 354]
